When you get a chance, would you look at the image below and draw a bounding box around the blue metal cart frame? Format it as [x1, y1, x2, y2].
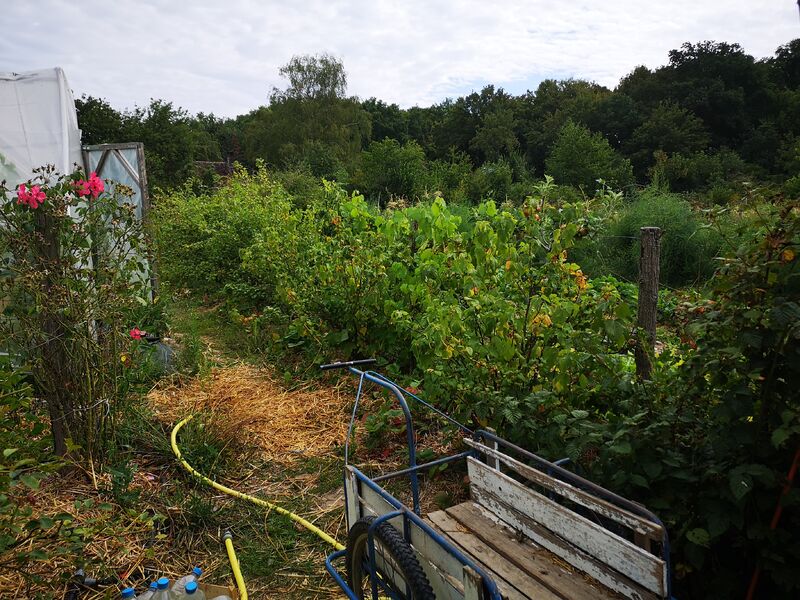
[321, 360, 673, 600]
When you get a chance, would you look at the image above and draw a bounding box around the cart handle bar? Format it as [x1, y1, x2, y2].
[320, 358, 377, 371]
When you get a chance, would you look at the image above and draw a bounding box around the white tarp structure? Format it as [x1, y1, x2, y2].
[0, 67, 83, 186]
[0, 66, 155, 294]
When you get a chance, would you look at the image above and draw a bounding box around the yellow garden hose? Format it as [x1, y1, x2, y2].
[170, 416, 346, 598]
[223, 531, 248, 600]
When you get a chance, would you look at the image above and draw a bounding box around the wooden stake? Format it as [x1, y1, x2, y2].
[635, 227, 661, 380]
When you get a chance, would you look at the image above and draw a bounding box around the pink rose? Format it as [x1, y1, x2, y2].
[88, 172, 104, 198]
[17, 184, 45, 209]
[28, 185, 45, 209]
[129, 328, 144, 340]
[73, 179, 91, 197]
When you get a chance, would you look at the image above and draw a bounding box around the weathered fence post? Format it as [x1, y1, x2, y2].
[635, 227, 661, 380]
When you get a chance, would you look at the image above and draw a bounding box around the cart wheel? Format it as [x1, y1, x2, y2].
[346, 516, 435, 600]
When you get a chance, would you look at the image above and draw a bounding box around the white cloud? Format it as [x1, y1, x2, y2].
[1, 0, 797, 117]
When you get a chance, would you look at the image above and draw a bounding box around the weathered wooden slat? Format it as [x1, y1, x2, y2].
[468, 457, 667, 597]
[345, 467, 360, 529]
[471, 486, 660, 600]
[447, 502, 623, 600]
[463, 565, 485, 600]
[429, 509, 561, 600]
[464, 439, 663, 540]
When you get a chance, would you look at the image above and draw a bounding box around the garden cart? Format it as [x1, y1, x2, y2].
[321, 360, 673, 600]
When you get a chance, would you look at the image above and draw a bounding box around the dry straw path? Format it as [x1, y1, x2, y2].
[149, 364, 349, 467]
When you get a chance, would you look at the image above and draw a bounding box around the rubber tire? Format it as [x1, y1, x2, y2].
[346, 516, 435, 600]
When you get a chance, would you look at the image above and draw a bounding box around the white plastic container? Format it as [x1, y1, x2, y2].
[172, 567, 202, 594]
[138, 581, 158, 600]
[153, 577, 175, 600]
[179, 581, 206, 599]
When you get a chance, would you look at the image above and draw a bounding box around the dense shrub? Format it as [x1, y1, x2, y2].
[1, 168, 152, 460]
[151, 165, 299, 304]
[357, 138, 428, 203]
[591, 187, 722, 286]
[465, 159, 513, 203]
[659, 148, 750, 192]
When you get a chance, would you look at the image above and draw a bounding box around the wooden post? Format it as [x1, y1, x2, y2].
[635, 227, 661, 380]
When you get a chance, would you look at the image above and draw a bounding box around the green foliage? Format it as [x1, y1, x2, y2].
[572, 202, 800, 597]
[154, 166, 800, 596]
[591, 187, 722, 285]
[358, 139, 428, 203]
[0, 359, 88, 589]
[465, 159, 514, 203]
[545, 120, 634, 192]
[272, 53, 348, 102]
[0, 167, 151, 461]
[155, 173, 633, 428]
[626, 101, 710, 176]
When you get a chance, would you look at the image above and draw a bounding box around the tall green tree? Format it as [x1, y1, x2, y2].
[242, 54, 370, 174]
[75, 96, 125, 145]
[271, 53, 347, 102]
[626, 101, 710, 176]
[545, 120, 633, 190]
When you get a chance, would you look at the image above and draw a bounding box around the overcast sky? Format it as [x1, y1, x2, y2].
[2, 1, 798, 118]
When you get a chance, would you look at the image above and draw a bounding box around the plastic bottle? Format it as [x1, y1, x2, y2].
[172, 567, 202, 594]
[208, 596, 231, 600]
[138, 581, 158, 600]
[181, 581, 206, 599]
[153, 577, 174, 600]
[121, 589, 136, 599]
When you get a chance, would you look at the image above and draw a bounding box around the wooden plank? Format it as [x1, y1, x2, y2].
[429, 510, 561, 600]
[463, 565, 486, 600]
[411, 518, 469, 600]
[468, 458, 666, 597]
[357, 482, 404, 530]
[464, 439, 663, 540]
[485, 427, 501, 471]
[447, 502, 623, 600]
[471, 486, 660, 600]
[345, 467, 360, 529]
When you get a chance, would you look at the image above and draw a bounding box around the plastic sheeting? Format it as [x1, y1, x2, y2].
[84, 144, 147, 221]
[0, 67, 83, 186]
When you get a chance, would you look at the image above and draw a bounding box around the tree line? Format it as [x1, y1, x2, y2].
[77, 40, 800, 198]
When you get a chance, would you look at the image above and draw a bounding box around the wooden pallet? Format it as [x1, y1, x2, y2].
[427, 501, 626, 600]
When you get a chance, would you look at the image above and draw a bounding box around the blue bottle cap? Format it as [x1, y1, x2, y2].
[121, 588, 136, 599]
[157, 576, 169, 589]
[186, 581, 198, 594]
[192, 566, 202, 577]
[149, 581, 158, 589]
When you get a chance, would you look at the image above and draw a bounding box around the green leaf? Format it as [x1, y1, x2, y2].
[686, 528, 710, 548]
[772, 428, 790, 448]
[609, 441, 632, 455]
[642, 461, 663, 479]
[729, 471, 752, 501]
[2, 448, 18, 458]
[603, 319, 627, 347]
[20, 474, 40, 490]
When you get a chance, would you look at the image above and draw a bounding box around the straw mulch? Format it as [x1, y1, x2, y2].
[148, 365, 349, 466]
[0, 470, 204, 600]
